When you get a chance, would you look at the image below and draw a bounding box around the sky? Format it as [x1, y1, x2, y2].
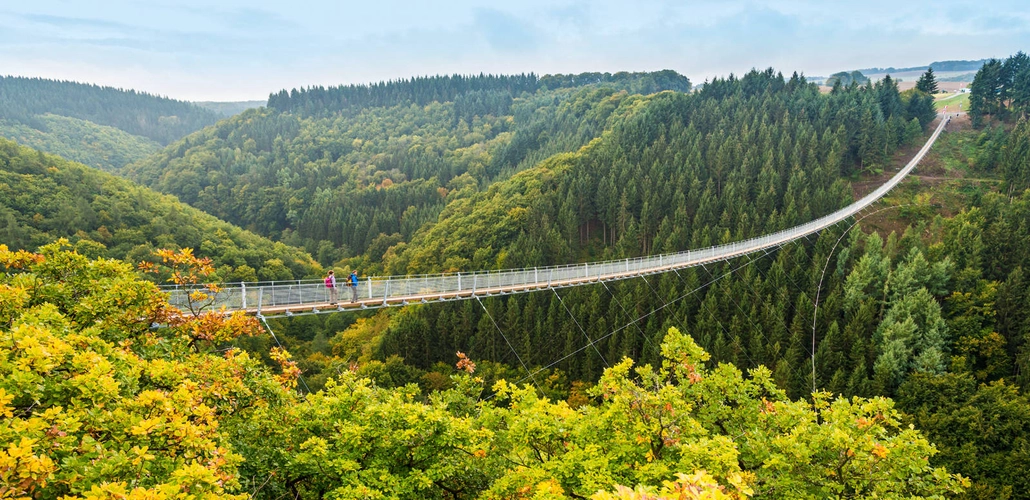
[1, 0, 1028, 102]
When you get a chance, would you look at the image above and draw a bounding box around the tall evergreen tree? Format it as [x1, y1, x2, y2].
[915, 67, 939, 94]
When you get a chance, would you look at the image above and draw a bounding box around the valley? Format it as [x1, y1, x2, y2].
[2, 53, 1030, 498]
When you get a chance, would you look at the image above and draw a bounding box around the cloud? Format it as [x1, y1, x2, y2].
[1, 0, 1028, 100]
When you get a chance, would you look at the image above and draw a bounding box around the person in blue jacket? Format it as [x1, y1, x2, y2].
[349, 270, 359, 302]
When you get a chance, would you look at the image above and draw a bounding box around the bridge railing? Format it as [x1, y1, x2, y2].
[162, 117, 947, 315]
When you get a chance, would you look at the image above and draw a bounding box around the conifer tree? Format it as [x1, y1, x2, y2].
[915, 67, 939, 94]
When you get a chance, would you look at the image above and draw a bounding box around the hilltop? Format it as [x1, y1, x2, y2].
[0, 76, 222, 171]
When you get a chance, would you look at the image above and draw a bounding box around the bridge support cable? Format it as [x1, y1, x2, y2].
[708, 258, 769, 368]
[552, 288, 610, 369]
[474, 296, 540, 389]
[637, 274, 678, 328]
[517, 254, 769, 386]
[679, 261, 764, 370]
[600, 279, 660, 361]
[748, 223, 844, 391]
[809, 205, 910, 394]
[258, 315, 312, 394]
[630, 273, 691, 364]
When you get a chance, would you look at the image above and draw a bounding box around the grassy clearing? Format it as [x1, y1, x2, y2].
[934, 92, 969, 112]
[922, 127, 985, 175]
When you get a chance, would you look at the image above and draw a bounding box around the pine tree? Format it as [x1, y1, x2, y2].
[915, 67, 939, 94]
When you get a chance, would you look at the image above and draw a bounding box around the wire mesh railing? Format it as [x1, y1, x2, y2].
[163, 116, 948, 316]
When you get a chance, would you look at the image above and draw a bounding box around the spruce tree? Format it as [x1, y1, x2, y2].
[915, 67, 939, 94]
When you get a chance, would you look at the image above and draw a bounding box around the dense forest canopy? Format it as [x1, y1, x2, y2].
[0, 138, 319, 281]
[266, 70, 692, 117]
[0, 76, 221, 145]
[128, 69, 934, 274]
[128, 75, 695, 264]
[386, 70, 933, 276]
[0, 113, 161, 172]
[968, 51, 1030, 127]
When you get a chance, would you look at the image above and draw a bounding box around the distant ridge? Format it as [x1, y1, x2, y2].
[267, 70, 692, 116]
[856, 59, 989, 74]
[0, 76, 220, 144]
[194, 100, 267, 117]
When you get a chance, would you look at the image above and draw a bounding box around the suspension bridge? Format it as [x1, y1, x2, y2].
[165, 116, 950, 319]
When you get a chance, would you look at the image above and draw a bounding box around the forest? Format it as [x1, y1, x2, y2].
[0, 138, 319, 282]
[127, 72, 697, 263]
[968, 51, 1030, 127]
[0, 114, 161, 172]
[0, 76, 221, 144]
[2, 58, 1030, 498]
[266, 71, 692, 117]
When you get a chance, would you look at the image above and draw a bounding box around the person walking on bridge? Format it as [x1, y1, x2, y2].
[325, 270, 338, 304]
[349, 270, 359, 302]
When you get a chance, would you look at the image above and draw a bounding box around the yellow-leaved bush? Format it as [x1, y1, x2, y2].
[0, 242, 293, 498]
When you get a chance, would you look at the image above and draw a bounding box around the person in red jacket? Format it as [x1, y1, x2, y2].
[325, 270, 338, 304]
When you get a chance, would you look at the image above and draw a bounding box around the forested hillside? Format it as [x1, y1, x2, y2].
[0, 113, 161, 172]
[266, 70, 691, 116]
[387, 71, 934, 276]
[262, 117, 1030, 497]
[127, 71, 693, 263]
[0, 76, 220, 144]
[0, 138, 319, 281]
[348, 70, 936, 383]
[0, 76, 223, 173]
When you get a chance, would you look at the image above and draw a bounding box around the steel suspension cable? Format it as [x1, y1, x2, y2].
[259, 315, 312, 394]
[600, 279, 661, 361]
[552, 288, 610, 369]
[475, 295, 540, 389]
[516, 254, 765, 385]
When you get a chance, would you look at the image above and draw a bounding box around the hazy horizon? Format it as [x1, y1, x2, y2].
[2, 0, 1028, 102]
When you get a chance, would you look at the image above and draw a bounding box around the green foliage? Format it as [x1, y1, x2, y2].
[969, 52, 1030, 127]
[0, 246, 966, 498]
[0, 242, 289, 498]
[233, 327, 965, 499]
[267, 71, 690, 117]
[825, 70, 870, 88]
[898, 373, 1030, 499]
[0, 76, 219, 144]
[0, 114, 161, 172]
[1001, 118, 1030, 194]
[128, 85, 646, 265]
[916, 68, 940, 94]
[0, 138, 319, 280]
